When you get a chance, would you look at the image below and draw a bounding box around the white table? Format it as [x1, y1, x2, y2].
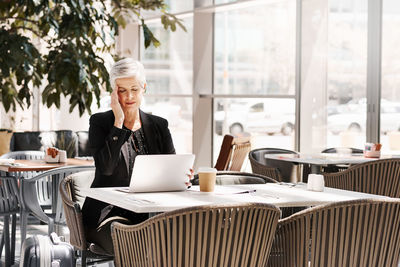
[264, 153, 400, 173]
[80, 183, 390, 213]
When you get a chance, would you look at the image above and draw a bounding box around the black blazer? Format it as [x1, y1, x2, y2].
[82, 109, 175, 227]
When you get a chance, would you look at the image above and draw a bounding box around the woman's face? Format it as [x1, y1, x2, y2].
[115, 77, 145, 112]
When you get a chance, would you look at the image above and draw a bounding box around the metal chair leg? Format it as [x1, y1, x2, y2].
[81, 249, 87, 267]
[0, 230, 4, 259]
[20, 210, 28, 247]
[4, 215, 10, 267]
[11, 214, 16, 264]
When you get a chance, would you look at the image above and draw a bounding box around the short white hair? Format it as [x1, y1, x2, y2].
[109, 58, 146, 90]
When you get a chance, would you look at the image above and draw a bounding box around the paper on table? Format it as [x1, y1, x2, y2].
[188, 186, 257, 195]
[0, 158, 15, 165]
[74, 156, 94, 161]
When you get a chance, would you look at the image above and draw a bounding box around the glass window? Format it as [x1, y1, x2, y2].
[213, 98, 296, 169]
[213, 0, 296, 168]
[214, 0, 239, 4]
[141, 1, 193, 18]
[140, 16, 193, 153]
[381, 0, 400, 152]
[301, 0, 367, 152]
[142, 97, 193, 154]
[141, 17, 193, 95]
[164, 0, 193, 13]
[214, 0, 296, 95]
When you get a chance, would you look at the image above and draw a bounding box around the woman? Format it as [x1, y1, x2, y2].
[82, 58, 177, 255]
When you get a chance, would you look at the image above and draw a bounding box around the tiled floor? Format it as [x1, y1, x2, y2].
[0, 216, 114, 266]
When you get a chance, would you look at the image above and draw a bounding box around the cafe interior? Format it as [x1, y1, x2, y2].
[1, 0, 400, 266]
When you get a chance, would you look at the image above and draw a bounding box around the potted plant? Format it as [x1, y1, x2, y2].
[0, 0, 185, 118]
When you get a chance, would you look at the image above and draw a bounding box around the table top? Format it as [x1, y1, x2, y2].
[264, 153, 400, 166]
[0, 158, 94, 172]
[80, 183, 390, 213]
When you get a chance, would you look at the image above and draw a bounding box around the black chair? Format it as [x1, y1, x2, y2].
[191, 171, 277, 185]
[321, 147, 363, 154]
[321, 147, 363, 173]
[249, 148, 300, 182]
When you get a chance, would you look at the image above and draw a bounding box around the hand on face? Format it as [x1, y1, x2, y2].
[115, 77, 144, 112]
[111, 87, 124, 128]
[112, 77, 145, 128]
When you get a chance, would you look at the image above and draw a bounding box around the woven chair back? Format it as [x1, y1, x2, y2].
[60, 169, 95, 250]
[269, 199, 400, 267]
[323, 158, 400, 197]
[112, 203, 280, 267]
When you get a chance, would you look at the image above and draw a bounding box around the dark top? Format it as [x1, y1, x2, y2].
[82, 109, 175, 227]
[126, 127, 148, 177]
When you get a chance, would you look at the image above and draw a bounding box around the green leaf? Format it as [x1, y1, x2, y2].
[0, 0, 186, 116]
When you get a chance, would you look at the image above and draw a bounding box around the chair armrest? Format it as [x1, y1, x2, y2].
[20, 166, 95, 226]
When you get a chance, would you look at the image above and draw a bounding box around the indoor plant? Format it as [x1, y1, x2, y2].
[0, 0, 185, 116]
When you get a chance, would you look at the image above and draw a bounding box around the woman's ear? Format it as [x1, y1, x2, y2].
[143, 83, 147, 93]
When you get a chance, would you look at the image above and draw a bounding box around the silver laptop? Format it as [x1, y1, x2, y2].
[125, 154, 195, 193]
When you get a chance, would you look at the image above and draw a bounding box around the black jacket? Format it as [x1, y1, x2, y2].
[82, 109, 175, 227]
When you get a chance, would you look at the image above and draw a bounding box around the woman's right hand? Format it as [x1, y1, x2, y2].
[111, 88, 124, 128]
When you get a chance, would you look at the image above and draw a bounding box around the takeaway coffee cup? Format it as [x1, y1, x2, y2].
[198, 167, 217, 192]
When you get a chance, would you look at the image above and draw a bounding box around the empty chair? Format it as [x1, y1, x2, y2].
[20, 165, 96, 245]
[0, 150, 48, 208]
[249, 148, 299, 182]
[191, 171, 277, 185]
[111, 203, 280, 267]
[322, 158, 400, 197]
[0, 150, 45, 178]
[321, 147, 363, 173]
[0, 150, 47, 247]
[214, 134, 251, 171]
[60, 169, 114, 266]
[0, 175, 20, 266]
[321, 147, 363, 154]
[268, 199, 400, 267]
[0, 150, 45, 160]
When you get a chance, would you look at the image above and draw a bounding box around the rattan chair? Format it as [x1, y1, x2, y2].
[321, 147, 363, 173]
[0, 175, 20, 266]
[60, 169, 114, 266]
[323, 158, 400, 197]
[214, 134, 251, 171]
[111, 203, 280, 267]
[249, 148, 299, 182]
[268, 198, 400, 267]
[191, 171, 277, 185]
